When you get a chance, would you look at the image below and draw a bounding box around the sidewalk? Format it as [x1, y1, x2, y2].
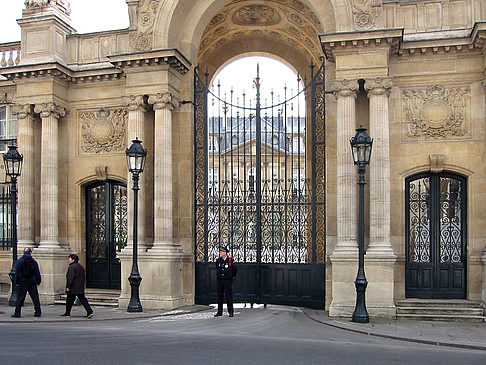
[0, 296, 212, 323]
[302, 308, 486, 351]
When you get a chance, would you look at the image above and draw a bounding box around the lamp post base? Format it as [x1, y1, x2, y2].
[351, 278, 369, 323]
[127, 273, 143, 312]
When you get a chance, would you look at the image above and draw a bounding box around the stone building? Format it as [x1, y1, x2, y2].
[0, 0, 486, 318]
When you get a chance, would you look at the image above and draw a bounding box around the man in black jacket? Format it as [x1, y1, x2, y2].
[214, 246, 237, 317]
[61, 254, 93, 319]
[12, 247, 42, 318]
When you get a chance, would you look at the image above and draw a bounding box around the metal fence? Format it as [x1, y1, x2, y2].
[0, 183, 13, 250]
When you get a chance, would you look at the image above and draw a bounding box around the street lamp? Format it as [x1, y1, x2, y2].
[3, 145, 23, 307]
[349, 126, 372, 323]
[126, 138, 146, 312]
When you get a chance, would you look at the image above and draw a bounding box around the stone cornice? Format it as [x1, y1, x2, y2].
[0, 62, 123, 83]
[108, 49, 191, 75]
[321, 22, 486, 62]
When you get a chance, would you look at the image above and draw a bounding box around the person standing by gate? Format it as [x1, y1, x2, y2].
[12, 247, 42, 318]
[214, 246, 237, 317]
[61, 254, 94, 319]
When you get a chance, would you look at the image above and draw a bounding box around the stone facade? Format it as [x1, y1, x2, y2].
[0, 0, 485, 316]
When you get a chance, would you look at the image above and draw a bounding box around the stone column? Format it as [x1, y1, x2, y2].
[365, 77, 395, 256]
[12, 104, 35, 248]
[33, 102, 68, 304]
[35, 103, 65, 249]
[122, 95, 149, 251]
[329, 79, 359, 317]
[364, 77, 396, 318]
[148, 93, 181, 251]
[332, 79, 359, 255]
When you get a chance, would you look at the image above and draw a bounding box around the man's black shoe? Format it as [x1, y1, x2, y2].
[214, 313, 222, 317]
[11, 314, 20, 318]
[61, 313, 71, 317]
[229, 313, 234, 317]
[34, 313, 41, 317]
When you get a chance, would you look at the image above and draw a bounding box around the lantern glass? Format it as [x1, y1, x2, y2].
[3, 145, 23, 178]
[350, 126, 373, 166]
[126, 138, 147, 174]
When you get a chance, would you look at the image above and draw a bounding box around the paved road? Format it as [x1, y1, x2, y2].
[0, 306, 484, 365]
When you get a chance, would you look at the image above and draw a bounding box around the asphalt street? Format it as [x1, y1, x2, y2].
[0, 306, 485, 365]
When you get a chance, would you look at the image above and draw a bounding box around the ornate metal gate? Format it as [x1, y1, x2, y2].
[194, 62, 326, 309]
[86, 181, 127, 289]
[405, 172, 467, 299]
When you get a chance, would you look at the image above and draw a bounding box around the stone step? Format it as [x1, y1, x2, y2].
[54, 289, 120, 307]
[397, 306, 483, 316]
[396, 299, 483, 308]
[396, 313, 485, 322]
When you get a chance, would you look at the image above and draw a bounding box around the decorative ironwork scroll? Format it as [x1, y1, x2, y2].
[195, 61, 326, 265]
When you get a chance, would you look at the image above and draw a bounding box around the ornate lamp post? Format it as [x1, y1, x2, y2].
[126, 138, 146, 312]
[349, 126, 373, 323]
[3, 145, 23, 307]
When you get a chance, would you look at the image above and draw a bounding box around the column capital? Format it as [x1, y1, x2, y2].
[365, 77, 393, 97]
[331, 79, 359, 99]
[148, 93, 181, 111]
[12, 104, 35, 119]
[123, 95, 148, 112]
[34, 103, 66, 119]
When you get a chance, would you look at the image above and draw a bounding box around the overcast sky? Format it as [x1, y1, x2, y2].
[0, 0, 302, 105]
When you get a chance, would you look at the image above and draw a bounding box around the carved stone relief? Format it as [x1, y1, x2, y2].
[79, 108, 127, 154]
[25, 0, 71, 15]
[352, 0, 382, 30]
[232, 5, 281, 26]
[129, 0, 159, 51]
[402, 85, 470, 140]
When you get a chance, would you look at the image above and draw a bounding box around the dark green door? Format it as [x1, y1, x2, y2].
[86, 181, 127, 289]
[405, 172, 467, 299]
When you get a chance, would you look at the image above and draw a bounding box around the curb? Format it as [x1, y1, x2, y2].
[301, 308, 486, 352]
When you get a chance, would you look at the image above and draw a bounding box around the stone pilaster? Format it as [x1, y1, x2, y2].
[364, 77, 396, 318]
[12, 104, 35, 248]
[122, 95, 149, 251]
[34, 103, 65, 249]
[329, 79, 359, 317]
[33, 102, 68, 304]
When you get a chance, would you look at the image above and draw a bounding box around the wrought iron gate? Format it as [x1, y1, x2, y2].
[194, 62, 326, 309]
[405, 172, 467, 299]
[86, 181, 127, 289]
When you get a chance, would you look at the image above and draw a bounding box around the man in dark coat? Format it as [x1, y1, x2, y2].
[12, 247, 42, 318]
[61, 254, 93, 319]
[214, 246, 237, 317]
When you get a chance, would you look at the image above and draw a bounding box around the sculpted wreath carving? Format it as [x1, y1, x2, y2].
[403, 85, 470, 139]
[80, 108, 127, 154]
[232, 5, 281, 26]
[352, 0, 382, 30]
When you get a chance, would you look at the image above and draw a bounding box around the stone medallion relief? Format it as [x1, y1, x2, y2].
[79, 108, 127, 154]
[130, 0, 160, 51]
[402, 85, 470, 140]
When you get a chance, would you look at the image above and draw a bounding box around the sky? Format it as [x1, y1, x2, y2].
[0, 0, 302, 105]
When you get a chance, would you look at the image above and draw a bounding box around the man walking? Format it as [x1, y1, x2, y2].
[12, 247, 42, 318]
[61, 254, 93, 319]
[214, 246, 237, 317]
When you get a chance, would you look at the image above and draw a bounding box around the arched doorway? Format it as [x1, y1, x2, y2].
[86, 181, 127, 289]
[194, 57, 326, 308]
[405, 172, 467, 299]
